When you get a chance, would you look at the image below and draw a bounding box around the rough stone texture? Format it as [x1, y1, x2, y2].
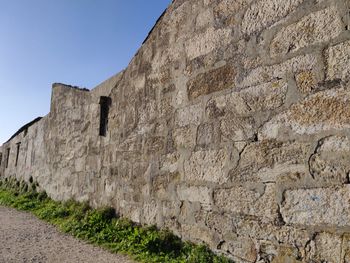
[270, 7, 343, 56]
[281, 186, 350, 227]
[2, 0, 350, 261]
[326, 40, 350, 81]
[309, 136, 350, 185]
[184, 149, 229, 184]
[214, 184, 278, 223]
[185, 27, 232, 60]
[187, 64, 235, 100]
[260, 87, 350, 137]
[242, 0, 305, 35]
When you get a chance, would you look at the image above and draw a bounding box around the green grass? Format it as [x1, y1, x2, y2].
[0, 178, 232, 263]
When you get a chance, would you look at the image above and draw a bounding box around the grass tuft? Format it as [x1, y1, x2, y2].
[0, 178, 233, 263]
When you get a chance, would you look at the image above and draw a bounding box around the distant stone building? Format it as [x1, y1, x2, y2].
[1, 0, 350, 261]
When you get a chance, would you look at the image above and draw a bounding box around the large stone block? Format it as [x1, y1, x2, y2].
[187, 64, 235, 100]
[281, 186, 350, 227]
[231, 217, 310, 247]
[214, 184, 278, 222]
[238, 54, 318, 88]
[260, 88, 350, 137]
[231, 140, 310, 183]
[326, 40, 350, 81]
[270, 7, 343, 56]
[184, 149, 230, 184]
[207, 80, 287, 117]
[242, 0, 304, 35]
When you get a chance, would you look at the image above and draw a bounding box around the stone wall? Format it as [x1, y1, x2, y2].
[1, 0, 350, 261]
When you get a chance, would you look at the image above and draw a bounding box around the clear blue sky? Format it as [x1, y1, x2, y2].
[0, 0, 171, 144]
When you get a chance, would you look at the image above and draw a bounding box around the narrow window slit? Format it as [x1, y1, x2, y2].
[99, 96, 112, 137]
[5, 148, 10, 168]
[15, 142, 21, 167]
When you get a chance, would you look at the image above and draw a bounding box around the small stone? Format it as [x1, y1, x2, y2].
[295, 71, 317, 95]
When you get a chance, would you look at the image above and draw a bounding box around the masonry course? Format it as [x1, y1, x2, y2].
[1, 0, 350, 262]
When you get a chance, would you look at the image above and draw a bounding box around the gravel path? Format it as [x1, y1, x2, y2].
[0, 206, 135, 263]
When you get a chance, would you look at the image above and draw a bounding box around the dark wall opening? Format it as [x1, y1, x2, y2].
[99, 96, 112, 137]
[5, 148, 10, 168]
[15, 143, 21, 167]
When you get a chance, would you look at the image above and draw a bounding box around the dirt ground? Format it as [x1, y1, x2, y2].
[0, 206, 135, 263]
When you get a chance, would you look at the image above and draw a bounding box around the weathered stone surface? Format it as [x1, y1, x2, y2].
[185, 27, 232, 60]
[270, 7, 343, 56]
[177, 185, 212, 204]
[221, 236, 257, 262]
[212, 0, 250, 26]
[310, 136, 350, 185]
[207, 80, 287, 117]
[242, 0, 305, 35]
[196, 122, 220, 148]
[309, 232, 342, 263]
[205, 211, 234, 236]
[214, 184, 278, 222]
[260, 88, 350, 137]
[232, 217, 310, 247]
[220, 114, 256, 142]
[295, 71, 317, 95]
[181, 224, 220, 248]
[173, 126, 196, 149]
[184, 149, 229, 184]
[238, 54, 318, 88]
[281, 185, 350, 227]
[326, 40, 350, 81]
[212, 0, 250, 17]
[232, 140, 310, 183]
[269, 245, 302, 263]
[187, 64, 235, 100]
[341, 235, 350, 263]
[175, 103, 203, 127]
[195, 9, 213, 29]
